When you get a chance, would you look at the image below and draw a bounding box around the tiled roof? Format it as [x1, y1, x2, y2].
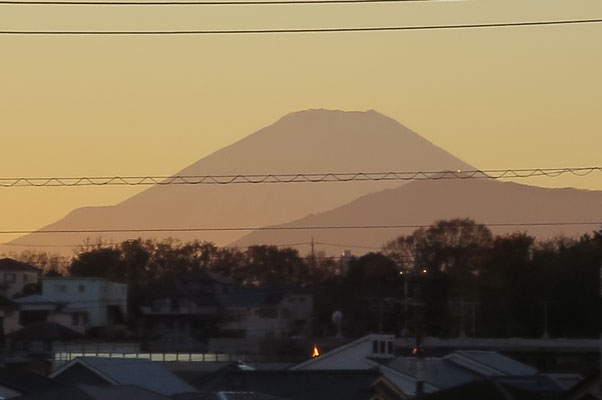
[448, 351, 538, 376]
[51, 357, 197, 396]
[0, 258, 40, 272]
[386, 357, 477, 390]
[76, 384, 175, 400]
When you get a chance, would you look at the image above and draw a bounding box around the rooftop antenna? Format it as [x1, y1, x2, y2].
[332, 310, 343, 339]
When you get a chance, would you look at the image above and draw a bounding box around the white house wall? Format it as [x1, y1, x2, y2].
[42, 278, 127, 328]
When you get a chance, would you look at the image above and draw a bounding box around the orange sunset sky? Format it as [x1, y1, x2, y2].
[1, 0, 601, 245]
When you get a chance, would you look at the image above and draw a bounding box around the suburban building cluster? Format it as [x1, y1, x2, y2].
[0, 257, 598, 400]
[0, 258, 313, 361]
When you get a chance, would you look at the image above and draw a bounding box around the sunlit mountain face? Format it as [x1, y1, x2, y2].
[5, 109, 471, 254]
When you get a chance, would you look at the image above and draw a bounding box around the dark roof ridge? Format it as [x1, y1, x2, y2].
[0, 258, 40, 272]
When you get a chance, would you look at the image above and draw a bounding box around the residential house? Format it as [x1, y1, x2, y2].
[0, 259, 40, 299]
[41, 278, 127, 331]
[137, 281, 220, 342]
[7, 322, 84, 357]
[136, 270, 236, 343]
[50, 357, 198, 396]
[0, 295, 20, 336]
[290, 334, 566, 398]
[13, 294, 88, 335]
[290, 334, 397, 370]
[220, 287, 313, 340]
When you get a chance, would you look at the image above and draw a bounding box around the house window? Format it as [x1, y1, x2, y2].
[23, 274, 28, 283]
[372, 340, 379, 354]
[3, 273, 16, 284]
[78, 285, 85, 293]
[379, 341, 385, 354]
[387, 341, 393, 354]
[55, 284, 67, 293]
[82, 313, 89, 325]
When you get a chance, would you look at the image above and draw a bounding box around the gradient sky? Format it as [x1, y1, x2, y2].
[1, 0, 601, 245]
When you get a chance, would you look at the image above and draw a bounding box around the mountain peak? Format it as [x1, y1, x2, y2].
[277, 108, 395, 127]
[6, 109, 472, 254]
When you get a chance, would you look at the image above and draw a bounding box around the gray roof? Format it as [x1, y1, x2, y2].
[448, 351, 538, 376]
[386, 357, 478, 389]
[51, 357, 197, 396]
[492, 375, 563, 393]
[76, 384, 175, 400]
[385, 351, 539, 390]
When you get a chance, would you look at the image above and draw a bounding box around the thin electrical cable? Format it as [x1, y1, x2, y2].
[0, 0, 455, 5]
[2, 221, 602, 235]
[0, 240, 315, 248]
[1, 18, 602, 35]
[1, 166, 601, 187]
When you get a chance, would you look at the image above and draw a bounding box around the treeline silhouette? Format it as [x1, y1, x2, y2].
[10, 218, 602, 338]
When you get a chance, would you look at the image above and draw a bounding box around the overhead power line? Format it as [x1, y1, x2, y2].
[1, 221, 601, 235]
[1, 18, 602, 35]
[0, 240, 315, 247]
[0, 0, 450, 5]
[1, 166, 600, 188]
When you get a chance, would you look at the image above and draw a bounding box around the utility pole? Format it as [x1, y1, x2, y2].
[599, 264, 601, 398]
[378, 299, 384, 334]
[414, 274, 425, 398]
[401, 271, 409, 336]
[470, 302, 477, 337]
[542, 301, 550, 339]
[459, 301, 466, 338]
[458, 300, 478, 338]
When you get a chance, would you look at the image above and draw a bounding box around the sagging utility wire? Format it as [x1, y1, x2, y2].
[1, 166, 600, 188]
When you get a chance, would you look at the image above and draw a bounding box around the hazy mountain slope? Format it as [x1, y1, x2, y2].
[231, 179, 602, 256]
[6, 109, 472, 253]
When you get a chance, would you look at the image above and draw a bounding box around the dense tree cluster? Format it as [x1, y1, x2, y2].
[66, 239, 330, 290]
[6, 218, 601, 338]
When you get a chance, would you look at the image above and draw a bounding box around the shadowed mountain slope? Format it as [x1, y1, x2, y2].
[5, 109, 472, 253]
[231, 179, 602, 256]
